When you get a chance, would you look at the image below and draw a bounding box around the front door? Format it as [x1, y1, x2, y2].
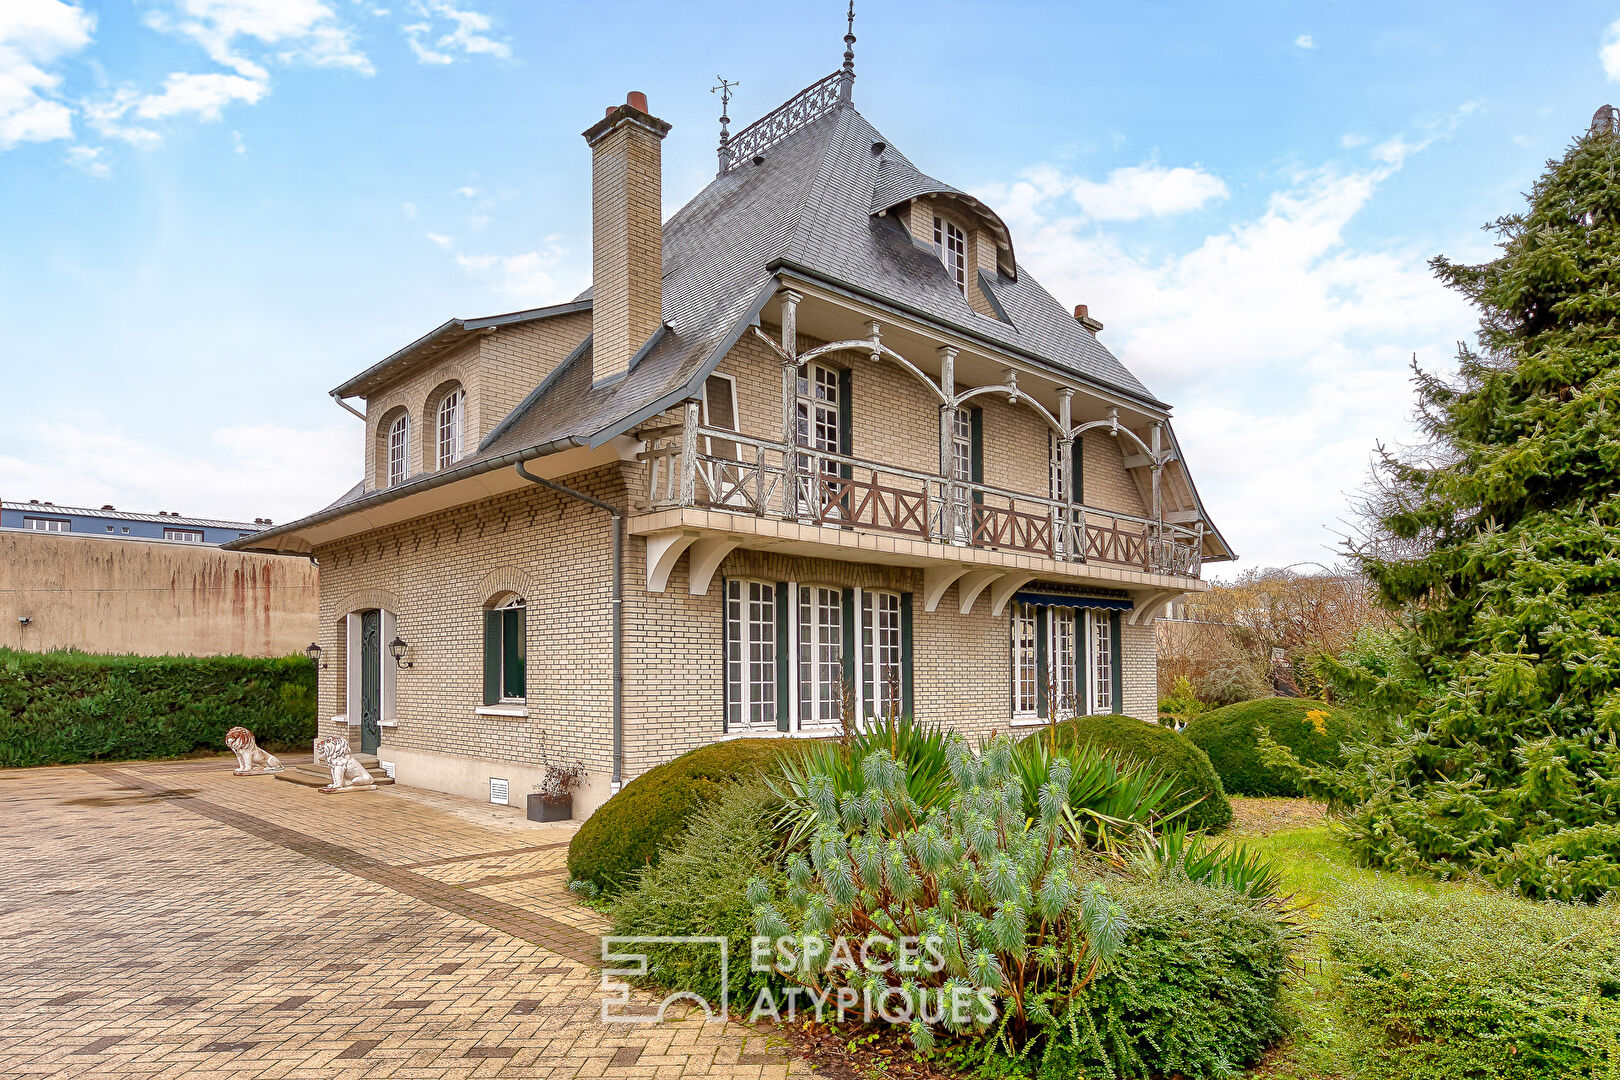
[359, 609, 382, 754]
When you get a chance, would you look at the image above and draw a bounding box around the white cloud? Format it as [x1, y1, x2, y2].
[400, 200, 417, 219]
[147, 0, 372, 79]
[0, 416, 357, 527]
[981, 116, 1482, 569]
[135, 71, 265, 121]
[425, 231, 451, 247]
[1295, 33, 1315, 50]
[1025, 162, 1229, 222]
[403, 0, 510, 65]
[455, 239, 574, 301]
[454, 184, 478, 198]
[62, 141, 105, 175]
[1603, 17, 1620, 81]
[0, 0, 94, 150]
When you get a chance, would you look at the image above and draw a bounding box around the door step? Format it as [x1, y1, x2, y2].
[274, 754, 396, 789]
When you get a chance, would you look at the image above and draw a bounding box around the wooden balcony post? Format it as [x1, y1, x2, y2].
[1058, 387, 1074, 557]
[1150, 421, 1164, 565]
[679, 399, 700, 506]
[780, 289, 802, 517]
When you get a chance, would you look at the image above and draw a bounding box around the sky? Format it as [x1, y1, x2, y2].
[1, 1, 1617, 574]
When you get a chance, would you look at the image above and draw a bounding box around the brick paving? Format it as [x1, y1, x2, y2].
[0, 757, 802, 1079]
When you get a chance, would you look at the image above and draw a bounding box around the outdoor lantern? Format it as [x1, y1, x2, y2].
[304, 642, 323, 666]
[388, 634, 413, 669]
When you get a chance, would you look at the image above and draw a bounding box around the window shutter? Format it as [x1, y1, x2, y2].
[969, 407, 984, 510]
[720, 580, 731, 733]
[482, 610, 501, 706]
[1071, 435, 1084, 505]
[775, 581, 791, 731]
[900, 592, 914, 719]
[841, 588, 857, 716]
[837, 367, 854, 480]
[1034, 605, 1049, 719]
[1110, 611, 1124, 715]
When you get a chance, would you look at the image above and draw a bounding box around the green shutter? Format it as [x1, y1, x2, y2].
[1110, 611, 1124, 715]
[1071, 435, 1084, 504]
[842, 589, 857, 716]
[775, 581, 791, 731]
[503, 608, 525, 699]
[482, 610, 501, 706]
[837, 367, 854, 481]
[900, 592, 914, 720]
[1035, 605, 1049, 719]
[720, 580, 731, 733]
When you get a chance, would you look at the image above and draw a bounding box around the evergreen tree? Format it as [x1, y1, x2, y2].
[1322, 108, 1620, 901]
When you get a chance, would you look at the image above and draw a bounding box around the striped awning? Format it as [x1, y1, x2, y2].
[1012, 591, 1133, 612]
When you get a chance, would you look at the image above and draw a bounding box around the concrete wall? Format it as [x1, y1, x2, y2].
[0, 529, 318, 657]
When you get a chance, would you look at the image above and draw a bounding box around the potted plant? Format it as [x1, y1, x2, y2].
[527, 759, 585, 822]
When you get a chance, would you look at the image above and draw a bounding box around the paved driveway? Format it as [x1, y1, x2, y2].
[0, 758, 799, 1079]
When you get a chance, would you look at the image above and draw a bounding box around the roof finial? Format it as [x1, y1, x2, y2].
[712, 76, 738, 172]
[839, 0, 856, 103]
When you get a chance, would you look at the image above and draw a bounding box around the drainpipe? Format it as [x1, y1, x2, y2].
[330, 391, 366, 421]
[514, 460, 625, 789]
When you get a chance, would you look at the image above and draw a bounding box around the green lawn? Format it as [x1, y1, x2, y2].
[1225, 799, 1488, 1079]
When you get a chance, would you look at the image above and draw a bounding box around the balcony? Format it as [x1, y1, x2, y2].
[633, 417, 1205, 601]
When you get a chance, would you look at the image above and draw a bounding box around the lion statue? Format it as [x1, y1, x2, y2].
[224, 726, 283, 775]
[313, 734, 375, 794]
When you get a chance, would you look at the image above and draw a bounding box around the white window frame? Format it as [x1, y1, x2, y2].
[436, 387, 464, 470]
[862, 590, 903, 720]
[492, 595, 527, 704]
[933, 215, 967, 294]
[387, 413, 411, 487]
[1050, 606, 1077, 719]
[163, 527, 205, 543]
[725, 578, 778, 729]
[1012, 602, 1038, 717]
[1089, 610, 1114, 714]
[796, 362, 842, 514]
[797, 585, 844, 728]
[24, 516, 69, 532]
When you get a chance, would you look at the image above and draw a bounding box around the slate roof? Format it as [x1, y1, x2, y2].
[247, 82, 1221, 553]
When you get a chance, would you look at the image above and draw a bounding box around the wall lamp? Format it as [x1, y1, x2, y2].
[17, 616, 31, 627]
[388, 634, 414, 669]
[304, 642, 327, 668]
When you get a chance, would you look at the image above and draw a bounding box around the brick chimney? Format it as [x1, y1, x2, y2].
[582, 91, 671, 382]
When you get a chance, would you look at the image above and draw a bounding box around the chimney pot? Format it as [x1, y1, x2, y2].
[604, 105, 614, 117]
[626, 90, 647, 112]
[1075, 305, 1088, 319]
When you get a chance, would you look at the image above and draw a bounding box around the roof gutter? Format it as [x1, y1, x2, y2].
[330, 391, 365, 421]
[513, 461, 625, 790]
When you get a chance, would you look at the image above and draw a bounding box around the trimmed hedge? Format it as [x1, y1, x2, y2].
[568, 738, 805, 895]
[1045, 876, 1291, 1078]
[1321, 885, 1620, 1079]
[1023, 714, 1232, 832]
[1183, 697, 1350, 797]
[609, 779, 788, 1008]
[0, 648, 316, 768]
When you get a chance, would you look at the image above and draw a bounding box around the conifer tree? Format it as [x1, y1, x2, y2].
[1325, 107, 1620, 901]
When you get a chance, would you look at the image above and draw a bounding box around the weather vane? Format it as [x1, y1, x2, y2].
[712, 76, 738, 146]
[843, 1, 856, 75]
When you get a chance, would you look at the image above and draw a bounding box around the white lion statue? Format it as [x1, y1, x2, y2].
[313, 734, 375, 794]
[224, 726, 283, 775]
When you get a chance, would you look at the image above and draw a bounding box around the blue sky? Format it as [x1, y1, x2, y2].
[2, 1, 1617, 572]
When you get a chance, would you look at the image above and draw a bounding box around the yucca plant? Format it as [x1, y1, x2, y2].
[1004, 732, 1187, 854]
[1130, 823, 1290, 909]
[751, 734, 1132, 1054]
[768, 714, 955, 846]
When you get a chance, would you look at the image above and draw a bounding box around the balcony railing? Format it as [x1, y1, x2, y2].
[642, 422, 1203, 579]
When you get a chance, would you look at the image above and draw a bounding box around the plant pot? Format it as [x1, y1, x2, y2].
[527, 793, 573, 822]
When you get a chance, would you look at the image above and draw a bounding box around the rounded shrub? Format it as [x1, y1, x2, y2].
[1023, 714, 1231, 832]
[1183, 698, 1349, 797]
[567, 738, 803, 895]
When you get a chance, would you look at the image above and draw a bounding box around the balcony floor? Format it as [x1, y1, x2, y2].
[630, 506, 1209, 600]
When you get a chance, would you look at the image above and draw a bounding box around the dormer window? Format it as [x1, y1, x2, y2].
[387, 413, 411, 487]
[933, 215, 966, 294]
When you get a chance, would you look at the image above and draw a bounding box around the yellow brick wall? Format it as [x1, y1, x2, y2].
[362, 340, 482, 491]
[476, 311, 591, 443]
[589, 116, 665, 382]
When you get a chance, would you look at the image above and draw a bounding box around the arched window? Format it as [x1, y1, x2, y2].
[436, 386, 464, 470]
[387, 413, 411, 487]
[482, 595, 526, 704]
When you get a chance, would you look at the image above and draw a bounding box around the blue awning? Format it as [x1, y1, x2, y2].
[1012, 591, 1133, 612]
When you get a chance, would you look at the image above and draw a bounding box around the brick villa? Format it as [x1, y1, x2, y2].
[232, 33, 1232, 816]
